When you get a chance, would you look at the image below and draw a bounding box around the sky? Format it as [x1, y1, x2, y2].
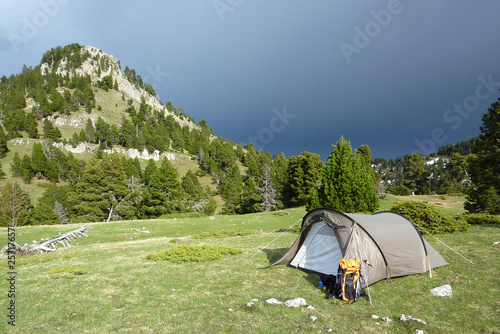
[1, 1, 499, 160]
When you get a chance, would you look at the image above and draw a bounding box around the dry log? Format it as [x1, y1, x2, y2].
[1, 225, 93, 256]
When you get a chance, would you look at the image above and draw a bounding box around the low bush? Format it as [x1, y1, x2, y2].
[48, 265, 86, 279]
[143, 245, 242, 263]
[463, 213, 500, 224]
[192, 229, 256, 239]
[390, 201, 469, 234]
[389, 184, 411, 196]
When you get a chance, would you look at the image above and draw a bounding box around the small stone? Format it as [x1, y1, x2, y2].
[247, 302, 254, 307]
[429, 284, 453, 298]
[310, 315, 318, 321]
[284, 298, 306, 308]
[307, 305, 315, 310]
[372, 314, 379, 319]
[265, 298, 282, 304]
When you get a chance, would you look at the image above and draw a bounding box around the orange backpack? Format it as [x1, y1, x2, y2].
[336, 258, 360, 302]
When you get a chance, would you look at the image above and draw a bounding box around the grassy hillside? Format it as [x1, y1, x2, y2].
[1, 208, 498, 333]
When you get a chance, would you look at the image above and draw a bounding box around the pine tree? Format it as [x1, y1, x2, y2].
[29, 203, 60, 225]
[286, 152, 323, 206]
[141, 158, 181, 216]
[21, 155, 34, 184]
[257, 163, 278, 212]
[10, 152, 22, 178]
[0, 182, 33, 227]
[53, 200, 69, 224]
[67, 154, 132, 222]
[465, 96, 500, 214]
[31, 142, 47, 178]
[403, 153, 428, 194]
[311, 137, 379, 213]
[0, 126, 9, 158]
[0, 161, 6, 179]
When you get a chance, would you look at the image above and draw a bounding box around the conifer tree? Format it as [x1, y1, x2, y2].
[465, 96, 500, 214]
[31, 142, 47, 178]
[0, 126, 9, 158]
[286, 152, 323, 206]
[0, 182, 33, 227]
[257, 163, 278, 212]
[10, 152, 22, 178]
[29, 203, 60, 225]
[309, 137, 378, 213]
[67, 154, 132, 222]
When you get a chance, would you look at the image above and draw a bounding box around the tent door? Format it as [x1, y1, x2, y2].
[289, 221, 343, 275]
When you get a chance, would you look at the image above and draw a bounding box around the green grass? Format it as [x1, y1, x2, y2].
[379, 194, 467, 215]
[0, 209, 498, 333]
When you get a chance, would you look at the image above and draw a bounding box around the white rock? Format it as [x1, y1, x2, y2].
[284, 298, 306, 308]
[307, 305, 315, 310]
[400, 314, 427, 325]
[372, 314, 379, 319]
[493, 241, 499, 245]
[265, 298, 283, 305]
[251, 299, 258, 302]
[429, 284, 453, 298]
[415, 330, 424, 334]
[310, 315, 318, 321]
[247, 302, 255, 307]
[328, 329, 333, 333]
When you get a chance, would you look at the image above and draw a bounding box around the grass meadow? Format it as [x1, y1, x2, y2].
[0, 204, 499, 333]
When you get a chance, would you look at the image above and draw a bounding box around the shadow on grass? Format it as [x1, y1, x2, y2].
[261, 248, 325, 295]
[261, 248, 289, 265]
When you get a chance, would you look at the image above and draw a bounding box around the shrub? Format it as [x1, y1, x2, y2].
[48, 265, 86, 279]
[389, 184, 411, 196]
[143, 245, 242, 263]
[463, 214, 500, 225]
[390, 201, 469, 234]
[192, 229, 255, 239]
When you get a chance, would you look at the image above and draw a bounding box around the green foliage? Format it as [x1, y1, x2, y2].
[67, 154, 133, 223]
[48, 265, 86, 279]
[192, 229, 256, 239]
[0, 126, 9, 158]
[465, 96, 500, 214]
[29, 203, 60, 225]
[403, 153, 428, 194]
[390, 201, 469, 234]
[0, 182, 33, 227]
[463, 213, 500, 224]
[143, 245, 242, 263]
[388, 184, 411, 196]
[310, 137, 378, 213]
[286, 152, 323, 206]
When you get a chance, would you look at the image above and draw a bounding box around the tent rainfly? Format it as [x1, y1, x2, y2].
[265, 208, 448, 287]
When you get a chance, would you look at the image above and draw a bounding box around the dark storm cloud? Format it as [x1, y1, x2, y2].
[1, 0, 499, 159]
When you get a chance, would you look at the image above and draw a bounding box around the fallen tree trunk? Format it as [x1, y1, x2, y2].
[1, 225, 93, 257]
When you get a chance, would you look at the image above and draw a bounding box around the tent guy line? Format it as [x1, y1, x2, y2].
[244, 218, 302, 264]
[413, 222, 476, 265]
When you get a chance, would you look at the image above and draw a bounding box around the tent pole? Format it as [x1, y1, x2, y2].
[427, 254, 433, 278]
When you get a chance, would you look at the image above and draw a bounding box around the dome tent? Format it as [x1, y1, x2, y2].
[265, 208, 448, 288]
